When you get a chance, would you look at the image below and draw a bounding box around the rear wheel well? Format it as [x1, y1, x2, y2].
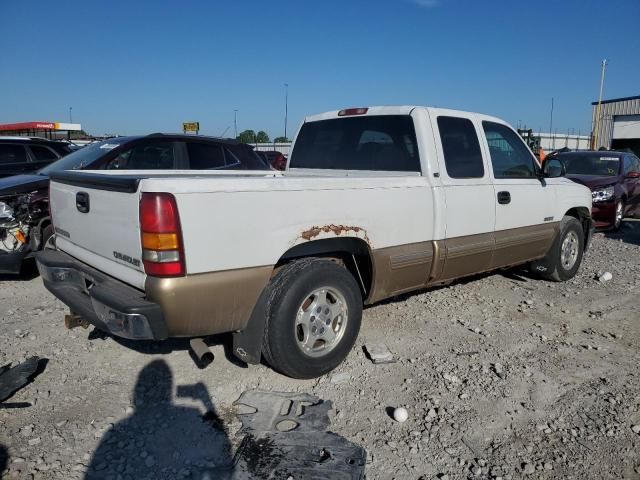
[275, 238, 373, 300]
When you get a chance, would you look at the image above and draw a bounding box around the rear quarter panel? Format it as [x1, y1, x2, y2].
[139, 175, 436, 275]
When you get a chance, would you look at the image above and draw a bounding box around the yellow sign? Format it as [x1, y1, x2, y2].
[183, 122, 200, 132]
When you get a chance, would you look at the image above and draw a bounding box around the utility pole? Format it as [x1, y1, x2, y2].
[548, 97, 554, 140]
[234, 110, 238, 139]
[593, 59, 608, 149]
[69, 106, 73, 123]
[284, 83, 289, 141]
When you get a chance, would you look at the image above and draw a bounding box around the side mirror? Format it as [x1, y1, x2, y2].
[543, 158, 565, 178]
[625, 171, 640, 179]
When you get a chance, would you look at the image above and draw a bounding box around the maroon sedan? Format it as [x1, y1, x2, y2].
[555, 151, 640, 230]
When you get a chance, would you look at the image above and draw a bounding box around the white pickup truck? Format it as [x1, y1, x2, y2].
[37, 106, 593, 378]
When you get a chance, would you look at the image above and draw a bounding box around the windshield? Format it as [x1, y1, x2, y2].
[561, 153, 620, 176]
[38, 138, 131, 175]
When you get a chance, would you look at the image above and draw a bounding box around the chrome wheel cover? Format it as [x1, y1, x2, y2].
[560, 230, 579, 270]
[294, 287, 348, 358]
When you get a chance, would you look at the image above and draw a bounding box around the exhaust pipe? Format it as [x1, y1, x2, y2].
[189, 338, 214, 368]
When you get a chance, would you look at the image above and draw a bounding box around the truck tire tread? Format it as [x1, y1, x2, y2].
[261, 257, 362, 379]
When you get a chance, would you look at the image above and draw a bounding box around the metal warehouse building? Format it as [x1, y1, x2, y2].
[591, 95, 640, 156]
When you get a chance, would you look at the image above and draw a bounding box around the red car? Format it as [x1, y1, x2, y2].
[556, 150, 640, 230]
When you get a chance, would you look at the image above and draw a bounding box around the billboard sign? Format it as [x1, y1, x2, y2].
[183, 122, 200, 133]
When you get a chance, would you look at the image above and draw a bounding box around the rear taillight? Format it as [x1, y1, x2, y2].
[139, 193, 185, 277]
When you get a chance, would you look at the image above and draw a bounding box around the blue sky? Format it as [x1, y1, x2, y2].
[1, 0, 638, 138]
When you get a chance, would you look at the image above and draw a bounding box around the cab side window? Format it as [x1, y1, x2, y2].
[437, 116, 484, 178]
[483, 121, 536, 178]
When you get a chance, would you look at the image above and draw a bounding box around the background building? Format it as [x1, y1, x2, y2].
[535, 132, 590, 151]
[0, 121, 83, 139]
[591, 95, 640, 156]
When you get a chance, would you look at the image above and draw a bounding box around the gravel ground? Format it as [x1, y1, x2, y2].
[1, 222, 640, 479]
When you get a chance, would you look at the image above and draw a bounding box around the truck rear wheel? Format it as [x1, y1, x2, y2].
[529, 215, 584, 282]
[262, 258, 362, 379]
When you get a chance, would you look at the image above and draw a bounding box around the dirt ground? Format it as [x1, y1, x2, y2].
[1, 222, 640, 480]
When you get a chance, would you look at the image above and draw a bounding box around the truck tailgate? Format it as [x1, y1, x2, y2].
[49, 172, 146, 289]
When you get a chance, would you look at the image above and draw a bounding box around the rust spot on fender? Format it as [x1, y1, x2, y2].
[300, 224, 371, 244]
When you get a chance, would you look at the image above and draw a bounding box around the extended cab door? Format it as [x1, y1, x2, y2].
[480, 121, 557, 268]
[429, 111, 495, 280]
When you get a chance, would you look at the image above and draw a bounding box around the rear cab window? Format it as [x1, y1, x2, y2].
[290, 115, 420, 172]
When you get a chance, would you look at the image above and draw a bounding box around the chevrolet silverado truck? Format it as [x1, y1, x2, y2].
[36, 106, 593, 378]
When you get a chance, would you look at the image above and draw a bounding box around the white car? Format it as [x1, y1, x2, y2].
[37, 106, 593, 378]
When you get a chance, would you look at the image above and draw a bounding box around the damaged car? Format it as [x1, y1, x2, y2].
[0, 134, 270, 275]
[0, 190, 50, 274]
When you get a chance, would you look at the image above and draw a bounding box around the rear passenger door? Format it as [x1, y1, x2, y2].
[430, 112, 495, 280]
[481, 121, 557, 268]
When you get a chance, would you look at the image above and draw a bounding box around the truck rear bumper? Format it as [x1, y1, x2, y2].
[35, 249, 168, 340]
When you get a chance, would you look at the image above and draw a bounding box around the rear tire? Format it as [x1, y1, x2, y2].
[529, 216, 584, 282]
[262, 258, 362, 379]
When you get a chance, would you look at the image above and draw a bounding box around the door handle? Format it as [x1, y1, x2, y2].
[497, 191, 511, 204]
[76, 192, 90, 213]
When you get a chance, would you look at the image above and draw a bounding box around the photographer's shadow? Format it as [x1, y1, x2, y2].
[86, 359, 232, 479]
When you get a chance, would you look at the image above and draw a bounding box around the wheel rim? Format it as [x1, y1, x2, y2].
[560, 231, 579, 270]
[295, 287, 348, 358]
[615, 201, 623, 228]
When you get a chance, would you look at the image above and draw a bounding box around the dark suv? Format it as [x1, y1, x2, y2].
[0, 134, 269, 274]
[0, 137, 71, 178]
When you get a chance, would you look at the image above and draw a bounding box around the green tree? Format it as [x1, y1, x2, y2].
[273, 136, 290, 143]
[256, 131, 270, 143]
[236, 129, 256, 143]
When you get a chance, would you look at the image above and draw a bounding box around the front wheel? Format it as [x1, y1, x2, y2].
[529, 216, 584, 282]
[262, 258, 362, 379]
